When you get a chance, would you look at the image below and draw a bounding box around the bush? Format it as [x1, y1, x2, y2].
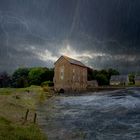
[41, 81, 54, 87]
[128, 82, 134, 85]
[42, 86, 49, 92]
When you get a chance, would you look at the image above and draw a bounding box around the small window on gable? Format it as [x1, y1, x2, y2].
[60, 66, 64, 80]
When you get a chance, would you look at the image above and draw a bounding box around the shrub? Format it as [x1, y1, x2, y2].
[41, 81, 54, 87]
[42, 86, 49, 92]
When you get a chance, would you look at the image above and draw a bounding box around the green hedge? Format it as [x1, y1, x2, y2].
[41, 81, 54, 87]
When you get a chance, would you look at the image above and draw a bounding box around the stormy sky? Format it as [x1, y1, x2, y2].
[0, 0, 140, 73]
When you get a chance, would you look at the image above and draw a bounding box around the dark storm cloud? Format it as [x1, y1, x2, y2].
[0, 0, 140, 73]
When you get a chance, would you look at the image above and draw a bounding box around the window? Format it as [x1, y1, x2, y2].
[73, 68, 75, 81]
[73, 69, 75, 73]
[60, 66, 64, 80]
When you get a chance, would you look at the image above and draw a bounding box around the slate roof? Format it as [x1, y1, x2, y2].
[55, 55, 87, 68]
[110, 75, 128, 82]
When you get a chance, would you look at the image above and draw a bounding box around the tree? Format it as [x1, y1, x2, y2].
[28, 67, 44, 85]
[41, 68, 54, 82]
[96, 73, 108, 86]
[87, 68, 120, 86]
[108, 68, 119, 77]
[87, 68, 94, 81]
[12, 68, 29, 88]
[0, 72, 11, 87]
[128, 73, 135, 84]
[91, 70, 98, 80]
[28, 67, 54, 86]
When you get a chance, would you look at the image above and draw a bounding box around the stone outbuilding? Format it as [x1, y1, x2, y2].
[53, 55, 88, 92]
[87, 80, 98, 88]
[134, 76, 140, 86]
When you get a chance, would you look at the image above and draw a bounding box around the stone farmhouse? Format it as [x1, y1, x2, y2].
[110, 75, 129, 86]
[53, 55, 88, 92]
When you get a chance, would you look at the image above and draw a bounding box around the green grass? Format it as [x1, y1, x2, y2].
[0, 86, 49, 140]
[0, 116, 46, 140]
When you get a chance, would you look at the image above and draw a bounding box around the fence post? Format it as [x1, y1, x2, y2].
[24, 109, 29, 121]
[33, 113, 37, 123]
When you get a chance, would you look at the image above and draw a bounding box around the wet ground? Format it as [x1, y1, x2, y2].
[37, 88, 140, 140]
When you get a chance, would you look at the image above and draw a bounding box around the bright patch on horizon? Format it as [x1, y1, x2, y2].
[60, 44, 106, 63]
[36, 49, 58, 62]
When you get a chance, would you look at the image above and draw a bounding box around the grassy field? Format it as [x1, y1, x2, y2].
[0, 86, 52, 140]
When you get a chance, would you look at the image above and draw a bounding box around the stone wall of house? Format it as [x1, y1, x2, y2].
[54, 57, 71, 91]
[54, 57, 87, 92]
[70, 64, 87, 91]
[110, 81, 121, 86]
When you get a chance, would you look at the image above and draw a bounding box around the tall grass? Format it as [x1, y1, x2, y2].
[0, 86, 49, 140]
[0, 117, 47, 140]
